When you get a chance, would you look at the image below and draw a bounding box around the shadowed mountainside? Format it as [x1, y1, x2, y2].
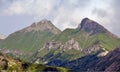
[61, 47, 120, 71]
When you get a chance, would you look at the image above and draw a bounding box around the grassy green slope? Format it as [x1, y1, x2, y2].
[0, 25, 120, 64]
[53, 28, 120, 51]
[0, 30, 56, 61]
[33, 28, 120, 64]
[1, 27, 119, 64]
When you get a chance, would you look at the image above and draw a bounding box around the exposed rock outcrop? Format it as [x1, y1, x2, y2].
[83, 44, 101, 55]
[43, 38, 82, 50]
[63, 38, 81, 50]
[43, 41, 61, 50]
[97, 49, 109, 57]
[78, 18, 118, 38]
[78, 18, 107, 34]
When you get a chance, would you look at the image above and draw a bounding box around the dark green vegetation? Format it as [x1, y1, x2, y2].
[0, 52, 70, 72]
[0, 18, 120, 71]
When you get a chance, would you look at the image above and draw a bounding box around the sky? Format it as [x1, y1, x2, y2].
[0, 0, 120, 37]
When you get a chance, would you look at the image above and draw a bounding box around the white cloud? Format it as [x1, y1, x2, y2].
[90, 0, 120, 36]
[1, 0, 120, 36]
[1, 0, 92, 30]
[2, 0, 61, 17]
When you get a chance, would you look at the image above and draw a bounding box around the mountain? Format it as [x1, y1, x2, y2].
[78, 18, 117, 37]
[0, 18, 120, 67]
[19, 19, 61, 34]
[0, 34, 6, 40]
[61, 47, 120, 71]
[0, 19, 61, 61]
[0, 52, 69, 72]
[32, 18, 120, 65]
[79, 18, 107, 33]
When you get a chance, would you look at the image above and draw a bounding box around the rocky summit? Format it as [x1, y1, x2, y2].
[20, 19, 61, 34]
[43, 38, 81, 50]
[79, 18, 108, 34]
[78, 18, 118, 38]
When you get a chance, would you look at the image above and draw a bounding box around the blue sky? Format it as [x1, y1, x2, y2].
[0, 0, 120, 37]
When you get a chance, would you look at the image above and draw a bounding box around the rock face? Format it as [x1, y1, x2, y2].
[97, 49, 109, 57]
[44, 41, 61, 50]
[43, 38, 81, 50]
[20, 19, 61, 34]
[63, 38, 81, 50]
[83, 44, 101, 55]
[79, 18, 108, 34]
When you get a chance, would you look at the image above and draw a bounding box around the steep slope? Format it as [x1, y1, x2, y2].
[90, 47, 120, 71]
[52, 18, 119, 50]
[19, 19, 61, 34]
[0, 18, 120, 66]
[61, 47, 120, 71]
[79, 18, 117, 37]
[32, 18, 120, 65]
[0, 19, 61, 61]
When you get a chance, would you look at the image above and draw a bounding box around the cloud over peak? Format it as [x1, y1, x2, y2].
[0, 0, 120, 36]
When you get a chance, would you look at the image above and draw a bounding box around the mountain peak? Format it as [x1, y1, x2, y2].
[30, 19, 52, 29]
[78, 18, 108, 34]
[39, 19, 51, 24]
[21, 19, 61, 34]
[81, 17, 91, 23]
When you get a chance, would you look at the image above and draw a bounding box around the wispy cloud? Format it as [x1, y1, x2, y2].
[91, 0, 120, 36]
[0, 0, 92, 30]
[0, 0, 120, 36]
